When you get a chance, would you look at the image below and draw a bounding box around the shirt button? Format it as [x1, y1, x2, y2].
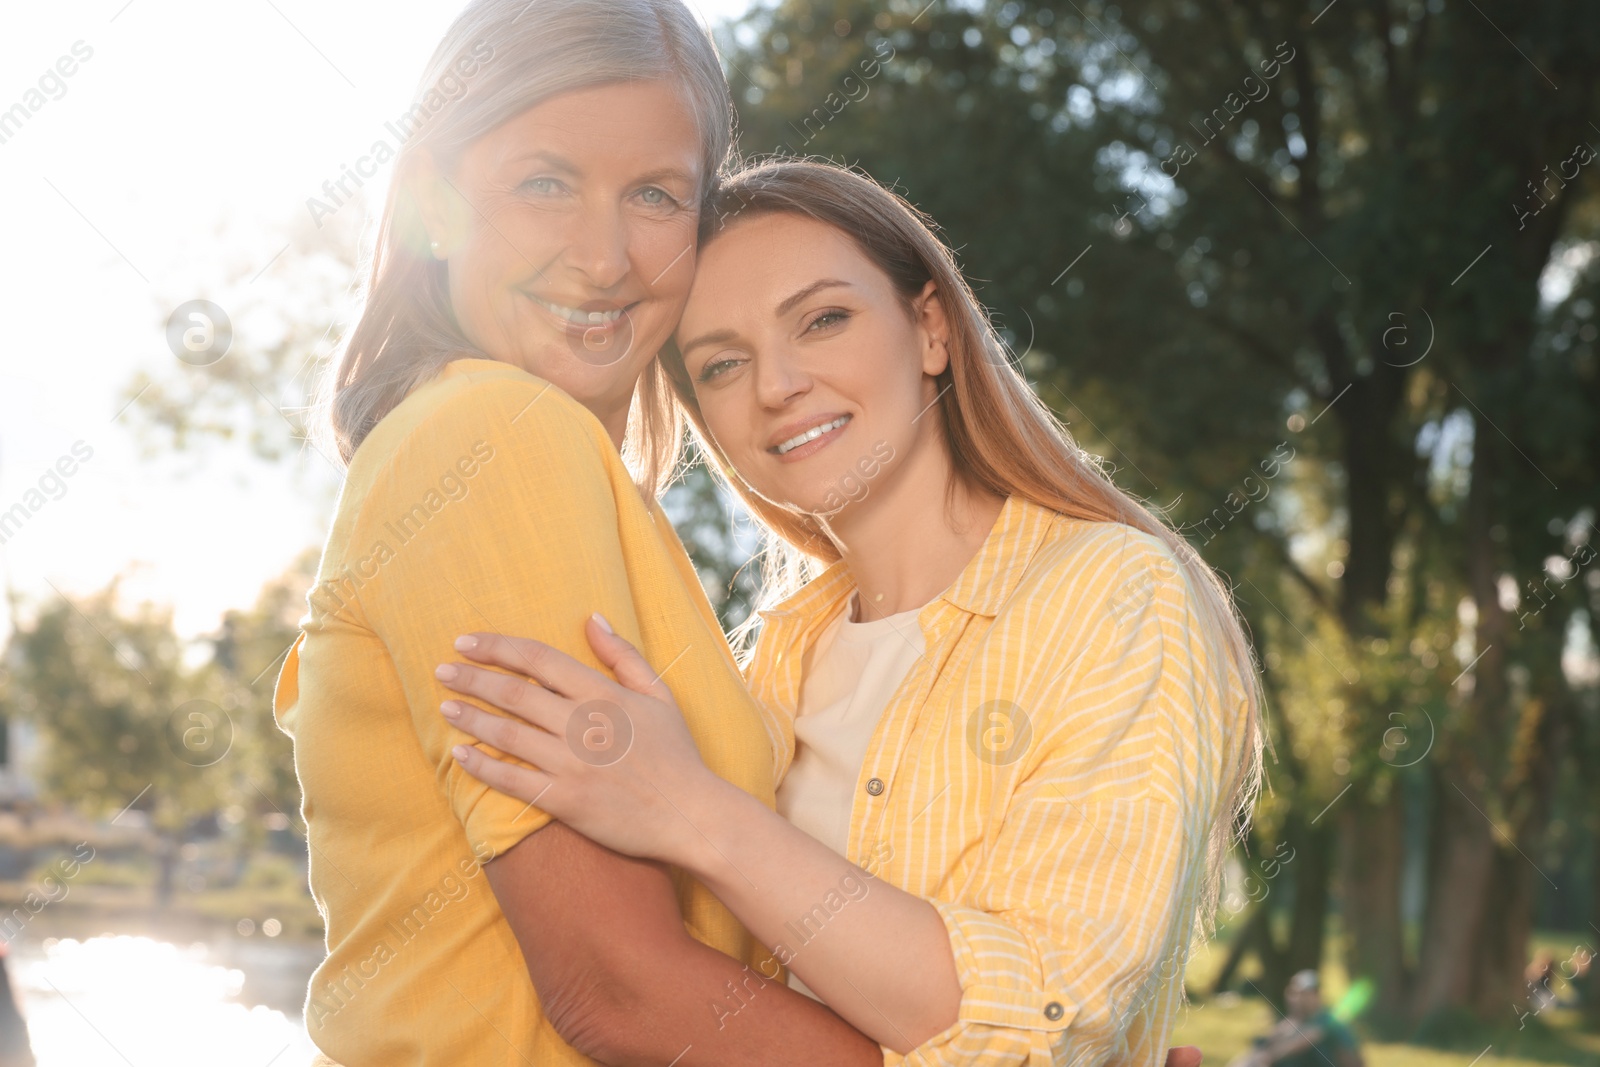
[865, 777, 885, 796]
[1043, 1001, 1065, 1021]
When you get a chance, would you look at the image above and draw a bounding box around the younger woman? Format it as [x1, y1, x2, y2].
[439, 160, 1264, 1064]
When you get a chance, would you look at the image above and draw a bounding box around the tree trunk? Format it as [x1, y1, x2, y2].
[1410, 403, 1516, 1021]
[1410, 769, 1497, 1020]
[1210, 902, 1268, 995]
[1469, 847, 1535, 1021]
[1277, 819, 1333, 984]
[1469, 690, 1566, 1019]
[1588, 847, 1600, 1027]
[1232, 816, 1337, 1013]
[1328, 359, 1410, 1027]
[1339, 796, 1408, 1024]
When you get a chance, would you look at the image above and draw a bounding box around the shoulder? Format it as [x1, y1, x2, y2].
[349, 359, 613, 489]
[376, 358, 605, 455]
[1011, 517, 1191, 632]
[336, 359, 628, 538]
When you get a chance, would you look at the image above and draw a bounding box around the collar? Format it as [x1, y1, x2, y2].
[756, 494, 1058, 625]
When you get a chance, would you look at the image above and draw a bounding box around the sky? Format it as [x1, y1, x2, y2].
[0, 0, 757, 643]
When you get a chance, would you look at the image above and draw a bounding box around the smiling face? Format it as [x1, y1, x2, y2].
[675, 212, 951, 519]
[414, 80, 703, 435]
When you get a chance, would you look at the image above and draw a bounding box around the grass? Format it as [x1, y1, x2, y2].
[1172, 926, 1600, 1066]
[1171, 996, 1600, 1066]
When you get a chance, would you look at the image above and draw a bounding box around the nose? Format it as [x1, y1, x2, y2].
[565, 196, 630, 291]
[754, 346, 811, 410]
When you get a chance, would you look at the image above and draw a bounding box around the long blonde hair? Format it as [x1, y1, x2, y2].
[661, 159, 1264, 929]
[322, 0, 733, 494]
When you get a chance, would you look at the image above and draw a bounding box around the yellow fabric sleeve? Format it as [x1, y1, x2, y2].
[343, 374, 646, 859]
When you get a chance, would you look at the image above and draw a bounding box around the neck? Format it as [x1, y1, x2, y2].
[599, 404, 628, 451]
[825, 445, 1006, 623]
[573, 385, 630, 451]
[493, 354, 634, 450]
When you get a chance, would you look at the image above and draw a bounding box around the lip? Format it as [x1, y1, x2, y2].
[526, 293, 640, 339]
[768, 413, 852, 463]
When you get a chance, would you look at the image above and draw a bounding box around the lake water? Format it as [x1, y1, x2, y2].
[9, 931, 326, 1066]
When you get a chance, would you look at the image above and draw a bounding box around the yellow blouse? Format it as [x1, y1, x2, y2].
[745, 495, 1251, 1066]
[274, 358, 781, 1065]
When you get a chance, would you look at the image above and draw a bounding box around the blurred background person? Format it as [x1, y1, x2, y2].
[1230, 971, 1362, 1067]
[1526, 951, 1559, 1015]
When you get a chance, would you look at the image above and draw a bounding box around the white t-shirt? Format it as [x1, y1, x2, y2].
[775, 593, 927, 1000]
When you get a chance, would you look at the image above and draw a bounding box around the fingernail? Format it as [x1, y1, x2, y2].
[440, 701, 462, 720]
[451, 745, 472, 762]
[591, 613, 613, 634]
[435, 663, 458, 681]
[454, 635, 478, 652]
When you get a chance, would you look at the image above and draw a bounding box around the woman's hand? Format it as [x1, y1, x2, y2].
[435, 614, 724, 865]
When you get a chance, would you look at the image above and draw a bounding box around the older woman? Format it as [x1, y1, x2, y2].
[274, 1, 880, 1063]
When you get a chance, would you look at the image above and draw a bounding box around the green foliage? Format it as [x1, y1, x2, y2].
[663, 460, 763, 632]
[0, 588, 223, 833]
[0, 553, 314, 846]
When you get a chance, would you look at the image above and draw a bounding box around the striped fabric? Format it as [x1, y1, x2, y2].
[744, 495, 1249, 1066]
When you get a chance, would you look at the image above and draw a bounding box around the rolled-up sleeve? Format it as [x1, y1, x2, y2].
[889, 544, 1228, 1066]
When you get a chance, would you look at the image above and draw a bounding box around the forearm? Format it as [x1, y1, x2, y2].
[487, 825, 880, 1067]
[1264, 1024, 1323, 1061]
[437, 622, 958, 1054]
[590, 932, 884, 1067]
[675, 778, 961, 1053]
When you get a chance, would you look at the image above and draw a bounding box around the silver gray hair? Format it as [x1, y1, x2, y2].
[322, 0, 735, 490]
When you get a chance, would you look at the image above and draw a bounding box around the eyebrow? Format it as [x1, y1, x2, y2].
[633, 165, 699, 188]
[678, 279, 856, 360]
[506, 151, 696, 188]
[677, 327, 739, 360]
[776, 279, 854, 316]
[509, 149, 580, 174]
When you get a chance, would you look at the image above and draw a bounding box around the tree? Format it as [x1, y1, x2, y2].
[206, 547, 320, 826]
[117, 205, 362, 471]
[0, 555, 321, 906]
[0, 586, 233, 905]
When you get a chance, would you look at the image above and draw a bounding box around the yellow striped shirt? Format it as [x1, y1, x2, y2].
[744, 494, 1250, 1066]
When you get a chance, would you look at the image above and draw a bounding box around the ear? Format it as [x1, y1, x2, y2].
[914, 280, 951, 377]
[409, 149, 468, 258]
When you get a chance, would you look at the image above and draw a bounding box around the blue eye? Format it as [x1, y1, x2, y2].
[521, 176, 564, 195]
[639, 187, 678, 208]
